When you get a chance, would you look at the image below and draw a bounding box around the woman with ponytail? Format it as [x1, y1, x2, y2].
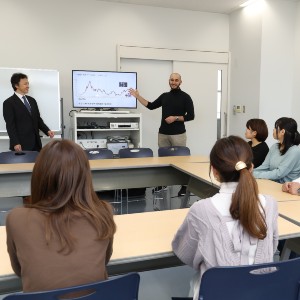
[172, 136, 278, 300]
[253, 117, 300, 183]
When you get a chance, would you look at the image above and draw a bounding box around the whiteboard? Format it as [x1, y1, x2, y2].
[0, 68, 61, 133]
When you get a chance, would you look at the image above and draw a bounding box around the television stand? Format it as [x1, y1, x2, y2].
[72, 111, 142, 149]
[80, 110, 130, 114]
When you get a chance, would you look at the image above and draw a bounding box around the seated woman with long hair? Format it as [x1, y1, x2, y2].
[172, 136, 278, 300]
[253, 117, 300, 183]
[6, 140, 116, 292]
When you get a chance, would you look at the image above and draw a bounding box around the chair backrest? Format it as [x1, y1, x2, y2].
[158, 146, 190, 157]
[199, 257, 300, 300]
[84, 148, 114, 160]
[119, 148, 153, 158]
[4, 273, 140, 300]
[0, 151, 39, 164]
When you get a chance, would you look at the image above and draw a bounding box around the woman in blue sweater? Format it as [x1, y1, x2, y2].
[253, 117, 300, 183]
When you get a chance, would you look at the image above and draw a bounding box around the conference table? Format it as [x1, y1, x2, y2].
[0, 155, 210, 293]
[277, 201, 300, 226]
[1, 156, 298, 203]
[1, 155, 300, 294]
[0, 155, 209, 198]
[1, 208, 300, 294]
[172, 162, 300, 205]
[276, 201, 300, 260]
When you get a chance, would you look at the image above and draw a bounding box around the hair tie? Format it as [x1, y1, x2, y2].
[235, 161, 247, 171]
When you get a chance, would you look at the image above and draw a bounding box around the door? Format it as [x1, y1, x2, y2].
[120, 58, 228, 155]
[120, 58, 172, 154]
[173, 61, 228, 155]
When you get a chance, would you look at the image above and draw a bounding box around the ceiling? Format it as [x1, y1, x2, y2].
[99, 0, 299, 14]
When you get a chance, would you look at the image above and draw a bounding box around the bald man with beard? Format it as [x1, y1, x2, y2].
[129, 73, 195, 196]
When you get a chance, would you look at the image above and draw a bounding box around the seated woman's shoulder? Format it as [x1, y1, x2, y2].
[7, 206, 39, 223]
[260, 194, 278, 208]
[262, 141, 269, 150]
[189, 196, 213, 214]
[290, 145, 300, 155]
[8, 206, 27, 216]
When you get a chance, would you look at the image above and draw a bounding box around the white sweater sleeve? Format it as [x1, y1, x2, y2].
[172, 205, 205, 270]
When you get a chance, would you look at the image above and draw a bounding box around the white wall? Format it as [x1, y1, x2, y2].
[292, 2, 300, 127]
[259, 0, 298, 145]
[1, 0, 299, 150]
[229, 0, 300, 145]
[229, 5, 262, 137]
[0, 0, 229, 150]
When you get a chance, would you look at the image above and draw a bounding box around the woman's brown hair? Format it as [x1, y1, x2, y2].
[29, 140, 116, 254]
[210, 135, 267, 239]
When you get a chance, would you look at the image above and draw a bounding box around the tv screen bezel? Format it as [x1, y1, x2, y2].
[72, 70, 137, 109]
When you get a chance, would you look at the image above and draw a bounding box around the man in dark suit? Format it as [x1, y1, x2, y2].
[3, 73, 54, 151]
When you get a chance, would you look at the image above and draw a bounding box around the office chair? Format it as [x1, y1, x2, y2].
[119, 147, 153, 158]
[158, 146, 191, 157]
[0, 151, 39, 164]
[84, 148, 114, 160]
[118, 148, 154, 213]
[83, 148, 124, 213]
[199, 257, 300, 300]
[156, 146, 191, 210]
[0, 151, 39, 220]
[4, 273, 140, 300]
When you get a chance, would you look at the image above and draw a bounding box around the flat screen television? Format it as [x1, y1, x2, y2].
[72, 70, 137, 109]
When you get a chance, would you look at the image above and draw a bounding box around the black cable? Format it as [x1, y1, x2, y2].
[68, 109, 78, 117]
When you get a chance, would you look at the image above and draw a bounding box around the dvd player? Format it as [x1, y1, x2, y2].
[110, 122, 139, 129]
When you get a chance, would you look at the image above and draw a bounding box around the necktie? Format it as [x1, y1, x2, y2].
[22, 96, 31, 113]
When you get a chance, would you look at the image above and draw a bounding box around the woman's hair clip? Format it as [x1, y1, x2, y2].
[235, 161, 247, 171]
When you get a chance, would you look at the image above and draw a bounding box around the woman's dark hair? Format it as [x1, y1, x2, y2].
[11, 73, 28, 91]
[274, 117, 300, 155]
[210, 135, 267, 240]
[246, 118, 268, 142]
[29, 139, 116, 254]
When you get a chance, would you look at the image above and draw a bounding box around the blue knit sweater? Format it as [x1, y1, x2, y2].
[253, 144, 300, 183]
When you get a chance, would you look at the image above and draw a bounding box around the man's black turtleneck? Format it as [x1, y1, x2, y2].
[146, 88, 195, 135]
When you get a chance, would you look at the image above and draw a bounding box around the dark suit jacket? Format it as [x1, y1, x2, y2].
[3, 94, 50, 151]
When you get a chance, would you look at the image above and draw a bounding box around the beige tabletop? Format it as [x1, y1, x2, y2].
[0, 209, 187, 277]
[0, 155, 209, 198]
[0, 226, 11, 277]
[1, 209, 300, 277]
[171, 162, 218, 185]
[0, 163, 34, 174]
[89, 155, 209, 169]
[279, 215, 300, 239]
[256, 179, 300, 202]
[278, 201, 300, 226]
[0, 155, 209, 174]
[172, 162, 300, 202]
[111, 209, 187, 263]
